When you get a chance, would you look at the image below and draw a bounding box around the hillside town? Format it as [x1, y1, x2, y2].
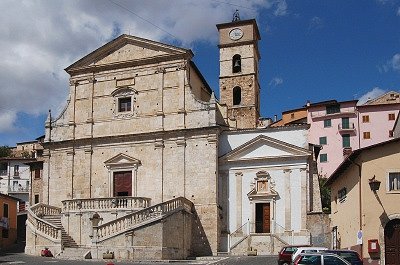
[0, 13, 399, 265]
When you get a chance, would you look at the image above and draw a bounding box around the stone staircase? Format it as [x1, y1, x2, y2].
[26, 197, 194, 260]
[42, 215, 78, 248]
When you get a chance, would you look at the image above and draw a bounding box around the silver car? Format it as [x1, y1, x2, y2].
[293, 253, 351, 265]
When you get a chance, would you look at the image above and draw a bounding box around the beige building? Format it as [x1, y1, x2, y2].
[25, 17, 323, 260]
[326, 137, 400, 265]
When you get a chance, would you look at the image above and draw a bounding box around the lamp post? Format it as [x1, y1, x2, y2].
[369, 176, 381, 192]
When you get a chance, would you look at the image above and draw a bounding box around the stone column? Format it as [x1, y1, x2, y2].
[284, 169, 292, 231]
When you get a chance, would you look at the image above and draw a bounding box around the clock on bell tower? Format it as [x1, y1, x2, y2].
[217, 17, 261, 129]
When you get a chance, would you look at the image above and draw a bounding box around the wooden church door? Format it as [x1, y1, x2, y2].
[113, 171, 132, 196]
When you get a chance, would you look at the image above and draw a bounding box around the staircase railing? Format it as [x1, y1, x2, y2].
[229, 221, 249, 250]
[62, 196, 151, 212]
[30, 203, 62, 217]
[95, 197, 193, 241]
[27, 205, 61, 241]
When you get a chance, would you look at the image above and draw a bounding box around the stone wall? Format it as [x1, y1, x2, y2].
[306, 212, 331, 247]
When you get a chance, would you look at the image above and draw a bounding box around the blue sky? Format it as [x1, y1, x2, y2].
[0, 0, 399, 146]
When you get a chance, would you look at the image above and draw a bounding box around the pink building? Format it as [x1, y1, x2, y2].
[307, 100, 358, 178]
[307, 91, 400, 178]
[357, 92, 400, 148]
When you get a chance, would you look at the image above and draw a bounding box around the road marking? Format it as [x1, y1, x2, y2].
[7, 262, 25, 264]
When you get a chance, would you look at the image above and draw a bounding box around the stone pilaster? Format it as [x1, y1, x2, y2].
[235, 172, 243, 230]
[284, 169, 292, 231]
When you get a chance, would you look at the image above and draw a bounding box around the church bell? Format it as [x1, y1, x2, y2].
[233, 59, 241, 72]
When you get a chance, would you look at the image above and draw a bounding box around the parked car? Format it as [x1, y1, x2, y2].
[323, 250, 363, 265]
[278, 245, 311, 265]
[292, 247, 328, 262]
[294, 253, 351, 265]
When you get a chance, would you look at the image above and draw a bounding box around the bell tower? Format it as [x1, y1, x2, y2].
[217, 13, 261, 129]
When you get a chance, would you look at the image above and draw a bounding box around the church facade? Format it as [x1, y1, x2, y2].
[25, 18, 322, 260]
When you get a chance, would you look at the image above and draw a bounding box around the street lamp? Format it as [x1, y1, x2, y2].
[369, 176, 381, 192]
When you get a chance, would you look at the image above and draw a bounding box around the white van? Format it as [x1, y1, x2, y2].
[291, 247, 328, 262]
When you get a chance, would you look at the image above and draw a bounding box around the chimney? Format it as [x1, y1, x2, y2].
[274, 115, 277, 122]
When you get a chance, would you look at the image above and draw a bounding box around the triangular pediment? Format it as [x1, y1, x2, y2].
[104, 153, 141, 168]
[220, 135, 311, 163]
[66, 34, 192, 74]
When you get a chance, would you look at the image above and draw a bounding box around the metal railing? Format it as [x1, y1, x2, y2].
[338, 123, 355, 130]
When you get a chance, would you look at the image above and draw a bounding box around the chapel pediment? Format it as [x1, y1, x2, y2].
[219, 135, 311, 163]
[65, 34, 192, 74]
[104, 153, 141, 169]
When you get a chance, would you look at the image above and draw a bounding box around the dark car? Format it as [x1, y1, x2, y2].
[323, 250, 363, 265]
[278, 245, 310, 265]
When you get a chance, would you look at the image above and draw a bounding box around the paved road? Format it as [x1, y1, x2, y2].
[0, 245, 278, 265]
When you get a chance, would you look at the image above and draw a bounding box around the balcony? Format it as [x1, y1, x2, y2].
[338, 123, 356, 133]
[9, 185, 29, 193]
[310, 107, 357, 120]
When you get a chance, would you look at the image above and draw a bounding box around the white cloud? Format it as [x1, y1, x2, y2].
[391, 53, 400, 71]
[269, 77, 283, 87]
[0, 111, 17, 133]
[357, 87, 386, 105]
[0, 0, 275, 131]
[308, 16, 323, 32]
[380, 53, 400, 72]
[397, 7, 400, 16]
[274, 0, 288, 16]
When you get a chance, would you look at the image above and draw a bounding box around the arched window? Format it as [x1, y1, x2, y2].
[232, 54, 241, 73]
[233, 86, 241, 105]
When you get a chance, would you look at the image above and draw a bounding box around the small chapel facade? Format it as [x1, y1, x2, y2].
[25, 17, 322, 260]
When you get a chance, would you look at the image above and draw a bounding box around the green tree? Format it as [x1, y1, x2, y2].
[319, 178, 331, 213]
[0, 146, 12, 158]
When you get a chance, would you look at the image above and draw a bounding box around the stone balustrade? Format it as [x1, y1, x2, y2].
[30, 203, 62, 217]
[27, 206, 61, 240]
[62, 196, 151, 212]
[96, 197, 193, 241]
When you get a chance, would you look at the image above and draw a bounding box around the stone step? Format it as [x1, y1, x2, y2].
[57, 247, 91, 260]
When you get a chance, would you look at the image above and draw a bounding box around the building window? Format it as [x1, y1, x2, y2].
[118, 97, 131, 112]
[363, 132, 371, 139]
[34, 169, 40, 179]
[326, 104, 340, 114]
[341, 117, 350, 129]
[388, 113, 396, 121]
[338, 187, 347, 202]
[362, 115, 370, 123]
[388, 172, 400, 191]
[112, 87, 136, 118]
[232, 54, 241, 73]
[319, 136, 327, 145]
[389, 130, 394, 138]
[34, 194, 40, 204]
[14, 165, 19, 176]
[233, 86, 241, 105]
[320, 153, 328, 163]
[324, 119, 332, 128]
[342, 134, 350, 148]
[3, 203, 8, 218]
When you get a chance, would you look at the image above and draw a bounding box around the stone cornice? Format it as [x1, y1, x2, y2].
[42, 126, 220, 149]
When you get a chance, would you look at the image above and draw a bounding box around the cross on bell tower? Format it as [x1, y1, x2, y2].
[216, 16, 261, 129]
